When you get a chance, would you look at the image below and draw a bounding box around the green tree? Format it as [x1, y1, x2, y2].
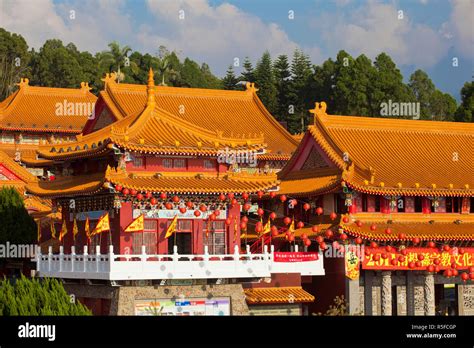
[240, 56, 255, 83]
[98, 41, 138, 83]
[273, 54, 291, 122]
[0, 28, 30, 99]
[222, 65, 239, 90]
[254, 51, 277, 115]
[429, 90, 457, 121]
[408, 69, 436, 119]
[310, 58, 336, 113]
[0, 276, 91, 316]
[0, 187, 36, 244]
[455, 82, 474, 122]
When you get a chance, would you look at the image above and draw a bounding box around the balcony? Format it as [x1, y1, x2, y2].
[35, 245, 325, 281]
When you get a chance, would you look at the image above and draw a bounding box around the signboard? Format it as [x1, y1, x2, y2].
[362, 247, 474, 270]
[273, 252, 319, 262]
[134, 297, 231, 316]
[249, 304, 302, 316]
[345, 249, 360, 280]
[133, 208, 226, 220]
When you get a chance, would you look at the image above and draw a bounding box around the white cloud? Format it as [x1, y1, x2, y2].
[441, 0, 474, 59]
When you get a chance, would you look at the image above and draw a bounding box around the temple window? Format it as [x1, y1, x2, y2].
[414, 197, 423, 212]
[163, 158, 173, 168]
[204, 220, 226, 254]
[203, 159, 215, 170]
[173, 158, 186, 169]
[131, 155, 144, 168]
[446, 197, 461, 213]
[0, 132, 14, 144]
[132, 220, 157, 254]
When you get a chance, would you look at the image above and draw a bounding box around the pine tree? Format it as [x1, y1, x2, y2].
[254, 51, 277, 115]
[273, 54, 291, 123]
[454, 82, 473, 122]
[240, 56, 255, 83]
[222, 65, 239, 90]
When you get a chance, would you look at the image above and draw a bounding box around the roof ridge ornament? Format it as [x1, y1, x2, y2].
[101, 73, 118, 88]
[245, 82, 258, 93]
[147, 68, 156, 107]
[309, 101, 327, 123]
[80, 82, 91, 92]
[17, 78, 29, 88]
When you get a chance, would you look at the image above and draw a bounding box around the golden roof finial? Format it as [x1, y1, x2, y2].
[80, 82, 91, 92]
[17, 78, 29, 88]
[245, 82, 258, 93]
[147, 68, 156, 106]
[309, 101, 327, 123]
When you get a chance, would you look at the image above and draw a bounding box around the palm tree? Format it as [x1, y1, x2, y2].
[98, 41, 138, 83]
[155, 56, 178, 86]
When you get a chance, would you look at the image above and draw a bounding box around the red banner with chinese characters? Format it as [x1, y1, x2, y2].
[273, 252, 319, 262]
[362, 247, 474, 270]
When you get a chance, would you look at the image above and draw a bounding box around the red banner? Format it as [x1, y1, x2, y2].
[273, 252, 319, 262]
[362, 247, 474, 270]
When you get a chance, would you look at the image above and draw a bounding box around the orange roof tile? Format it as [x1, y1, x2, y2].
[98, 74, 298, 158]
[277, 168, 342, 196]
[340, 212, 474, 241]
[0, 150, 37, 183]
[285, 101, 474, 197]
[244, 287, 314, 304]
[25, 173, 105, 198]
[0, 79, 96, 133]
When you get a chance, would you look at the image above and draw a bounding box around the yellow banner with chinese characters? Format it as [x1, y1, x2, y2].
[345, 248, 360, 280]
[124, 214, 144, 233]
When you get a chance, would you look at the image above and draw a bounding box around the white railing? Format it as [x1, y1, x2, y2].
[36, 245, 325, 281]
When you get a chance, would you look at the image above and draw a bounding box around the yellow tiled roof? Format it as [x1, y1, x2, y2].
[0, 79, 96, 133]
[244, 287, 315, 304]
[99, 74, 298, 158]
[277, 168, 342, 196]
[25, 173, 105, 198]
[0, 150, 36, 183]
[340, 212, 474, 241]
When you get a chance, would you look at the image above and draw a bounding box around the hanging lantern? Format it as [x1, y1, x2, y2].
[194, 210, 201, 217]
[290, 199, 298, 207]
[257, 191, 264, 199]
[340, 233, 348, 241]
[227, 193, 235, 200]
[325, 230, 334, 239]
[398, 232, 406, 240]
[288, 234, 295, 242]
[269, 192, 276, 199]
[130, 189, 137, 196]
[370, 224, 377, 231]
[279, 195, 287, 203]
[172, 196, 180, 203]
[398, 255, 405, 263]
[303, 203, 310, 211]
[255, 223, 263, 233]
[342, 216, 350, 223]
[415, 261, 422, 268]
[427, 265, 435, 273]
[304, 239, 311, 247]
[283, 216, 291, 225]
[417, 254, 424, 261]
[269, 212, 277, 220]
[225, 217, 232, 226]
[219, 193, 226, 201]
[373, 254, 381, 261]
[385, 245, 393, 253]
[401, 249, 408, 256]
[452, 269, 459, 277]
[385, 228, 392, 235]
[145, 192, 152, 199]
[433, 258, 440, 265]
[257, 208, 264, 216]
[243, 203, 251, 211]
[214, 210, 221, 217]
[240, 222, 247, 230]
[199, 204, 207, 212]
[408, 262, 416, 269]
[355, 237, 363, 245]
[356, 220, 363, 228]
[381, 253, 388, 259]
[122, 188, 130, 195]
[329, 212, 337, 221]
[312, 225, 319, 233]
[390, 259, 397, 266]
[160, 192, 167, 200]
[469, 266, 474, 273]
[209, 213, 217, 221]
[428, 241, 436, 248]
[185, 201, 193, 209]
[316, 236, 324, 244]
[370, 241, 378, 248]
[412, 237, 421, 245]
[241, 216, 248, 223]
[179, 207, 186, 214]
[297, 221, 304, 229]
[231, 199, 238, 206]
[459, 248, 465, 255]
[271, 226, 279, 236]
[315, 207, 323, 215]
[319, 242, 327, 250]
[115, 184, 123, 192]
[242, 192, 249, 201]
[443, 245, 450, 252]
[469, 273, 474, 280]
[136, 193, 144, 201]
[150, 198, 157, 205]
[165, 202, 173, 210]
[461, 273, 469, 282]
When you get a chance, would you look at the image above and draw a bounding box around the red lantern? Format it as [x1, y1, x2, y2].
[469, 266, 474, 273]
[312, 225, 319, 233]
[160, 192, 167, 200]
[209, 213, 216, 221]
[417, 254, 424, 261]
[303, 203, 311, 211]
[297, 221, 304, 229]
[342, 216, 350, 223]
[401, 249, 408, 256]
[415, 261, 422, 268]
[329, 212, 337, 221]
[194, 210, 201, 217]
[225, 218, 232, 226]
[288, 234, 295, 242]
[290, 199, 298, 206]
[340, 233, 348, 241]
[136, 193, 144, 201]
[122, 188, 129, 195]
[271, 226, 279, 236]
[186, 201, 193, 208]
[150, 198, 157, 205]
[373, 254, 381, 261]
[451, 262, 457, 269]
[443, 245, 450, 252]
[325, 230, 334, 239]
[461, 273, 469, 281]
[304, 239, 311, 247]
[179, 207, 186, 214]
[301, 233, 308, 240]
[428, 241, 436, 248]
[145, 192, 152, 199]
[257, 208, 264, 216]
[398, 255, 405, 263]
[381, 253, 388, 259]
[231, 199, 238, 206]
[240, 222, 247, 230]
[165, 202, 173, 210]
[452, 269, 459, 277]
[385, 245, 392, 253]
[269, 192, 276, 199]
[219, 193, 226, 201]
[390, 259, 397, 266]
[316, 236, 324, 244]
[227, 193, 235, 200]
[243, 203, 251, 211]
[408, 262, 416, 269]
[283, 217, 291, 225]
[370, 224, 377, 231]
[241, 216, 248, 223]
[214, 210, 221, 217]
[199, 205, 207, 212]
[412, 237, 420, 245]
[130, 189, 137, 196]
[255, 224, 263, 233]
[356, 220, 363, 228]
[385, 228, 392, 235]
[319, 242, 327, 250]
[427, 265, 435, 273]
[459, 248, 465, 255]
[115, 184, 123, 192]
[315, 207, 323, 215]
[242, 192, 249, 201]
[172, 196, 179, 203]
[433, 258, 440, 265]
[355, 237, 363, 245]
[470, 273, 474, 280]
[257, 191, 264, 199]
[398, 233, 406, 240]
[444, 269, 453, 277]
[279, 195, 287, 203]
[370, 241, 378, 248]
[269, 212, 277, 220]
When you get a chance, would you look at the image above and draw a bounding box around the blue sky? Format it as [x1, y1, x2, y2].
[1, 0, 472, 100]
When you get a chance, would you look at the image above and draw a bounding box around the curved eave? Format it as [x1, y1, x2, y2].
[25, 178, 106, 198]
[0, 125, 82, 134]
[37, 144, 111, 161]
